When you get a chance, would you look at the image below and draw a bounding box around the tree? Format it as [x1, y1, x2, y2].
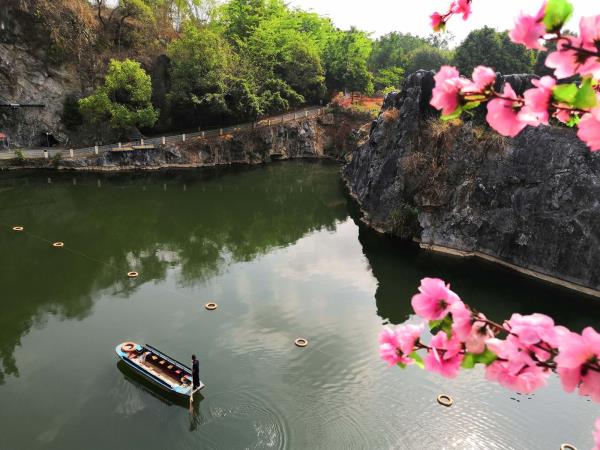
[373, 67, 404, 92]
[453, 26, 535, 75]
[79, 59, 158, 132]
[324, 27, 373, 95]
[404, 46, 451, 75]
[167, 22, 232, 121]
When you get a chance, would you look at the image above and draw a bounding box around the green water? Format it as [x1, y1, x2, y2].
[0, 161, 598, 450]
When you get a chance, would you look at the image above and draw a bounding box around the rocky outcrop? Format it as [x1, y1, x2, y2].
[344, 70, 600, 293]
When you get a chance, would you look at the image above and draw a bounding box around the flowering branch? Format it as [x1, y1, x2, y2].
[379, 278, 600, 449]
[428, 0, 600, 151]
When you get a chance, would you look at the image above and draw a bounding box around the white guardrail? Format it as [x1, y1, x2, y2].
[0, 107, 326, 161]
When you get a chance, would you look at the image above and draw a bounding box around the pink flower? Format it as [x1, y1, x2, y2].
[464, 314, 495, 354]
[579, 16, 600, 78]
[430, 12, 445, 32]
[518, 76, 556, 126]
[486, 83, 527, 137]
[485, 359, 549, 393]
[450, 301, 472, 340]
[450, 0, 471, 20]
[578, 109, 600, 152]
[509, 2, 547, 50]
[379, 324, 424, 366]
[556, 327, 600, 402]
[545, 36, 600, 79]
[462, 66, 496, 93]
[430, 66, 468, 116]
[411, 277, 460, 321]
[485, 336, 550, 393]
[594, 418, 600, 450]
[505, 312, 559, 347]
[424, 331, 464, 378]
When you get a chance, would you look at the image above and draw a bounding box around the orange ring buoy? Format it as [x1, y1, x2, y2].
[294, 338, 308, 348]
[121, 342, 136, 353]
[205, 302, 218, 311]
[52, 242, 64, 248]
[12, 226, 24, 232]
[127, 271, 139, 278]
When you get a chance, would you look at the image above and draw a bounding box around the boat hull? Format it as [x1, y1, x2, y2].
[115, 343, 205, 398]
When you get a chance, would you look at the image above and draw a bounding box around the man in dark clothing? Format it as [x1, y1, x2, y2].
[192, 354, 200, 390]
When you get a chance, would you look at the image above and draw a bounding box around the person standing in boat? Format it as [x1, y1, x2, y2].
[192, 354, 200, 391]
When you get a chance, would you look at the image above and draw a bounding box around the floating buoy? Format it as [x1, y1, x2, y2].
[205, 302, 218, 311]
[294, 338, 308, 348]
[12, 226, 24, 232]
[560, 444, 577, 450]
[437, 394, 453, 407]
[52, 242, 64, 248]
[127, 271, 139, 278]
[121, 342, 136, 353]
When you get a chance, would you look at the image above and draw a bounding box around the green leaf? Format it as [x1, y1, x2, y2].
[463, 101, 481, 111]
[441, 107, 462, 121]
[573, 78, 598, 110]
[543, 0, 574, 32]
[566, 115, 580, 127]
[429, 316, 453, 338]
[461, 353, 476, 369]
[474, 348, 498, 366]
[409, 351, 425, 369]
[552, 83, 578, 104]
[397, 361, 407, 369]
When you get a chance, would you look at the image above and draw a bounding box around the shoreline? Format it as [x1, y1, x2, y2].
[341, 170, 600, 299]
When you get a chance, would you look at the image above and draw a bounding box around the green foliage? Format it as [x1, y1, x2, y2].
[13, 149, 25, 164]
[79, 59, 158, 131]
[453, 27, 535, 75]
[324, 27, 373, 94]
[405, 46, 451, 75]
[167, 22, 231, 115]
[61, 95, 84, 130]
[429, 317, 453, 338]
[374, 67, 404, 93]
[552, 78, 598, 110]
[461, 348, 498, 369]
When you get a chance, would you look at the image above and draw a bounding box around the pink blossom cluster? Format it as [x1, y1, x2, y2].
[429, 0, 600, 151]
[379, 277, 600, 448]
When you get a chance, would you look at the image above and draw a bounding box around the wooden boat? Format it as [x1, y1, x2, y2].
[115, 342, 205, 398]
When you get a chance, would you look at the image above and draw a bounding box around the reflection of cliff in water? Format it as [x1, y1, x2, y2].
[0, 162, 348, 383]
[355, 215, 600, 331]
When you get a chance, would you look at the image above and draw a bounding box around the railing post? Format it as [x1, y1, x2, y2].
[268, 119, 271, 126]
[70, 149, 74, 158]
[201, 131, 205, 138]
[305, 110, 308, 117]
[118, 142, 122, 148]
[44, 150, 48, 159]
[140, 138, 144, 146]
[219, 129, 223, 136]
[162, 136, 166, 145]
[182, 133, 186, 142]
[294, 112, 297, 120]
[94, 145, 98, 155]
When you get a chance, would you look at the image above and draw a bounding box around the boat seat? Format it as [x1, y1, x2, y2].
[159, 360, 166, 365]
[151, 355, 158, 361]
[175, 369, 181, 374]
[167, 364, 173, 369]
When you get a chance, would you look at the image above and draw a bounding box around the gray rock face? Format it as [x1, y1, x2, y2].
[344, 70, 600, 291]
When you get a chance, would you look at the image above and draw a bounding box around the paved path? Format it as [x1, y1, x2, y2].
[0, 106, 325, 160]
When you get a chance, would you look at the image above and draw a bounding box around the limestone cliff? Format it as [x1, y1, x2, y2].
[344, 70, 600, 293]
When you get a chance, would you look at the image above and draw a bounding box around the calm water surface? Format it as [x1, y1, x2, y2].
[0, 161, 598, 450]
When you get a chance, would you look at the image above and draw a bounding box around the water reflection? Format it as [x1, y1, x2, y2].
[0, 162, 347, 384]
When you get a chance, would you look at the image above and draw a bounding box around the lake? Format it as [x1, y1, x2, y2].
[0, 161, 598, 449]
